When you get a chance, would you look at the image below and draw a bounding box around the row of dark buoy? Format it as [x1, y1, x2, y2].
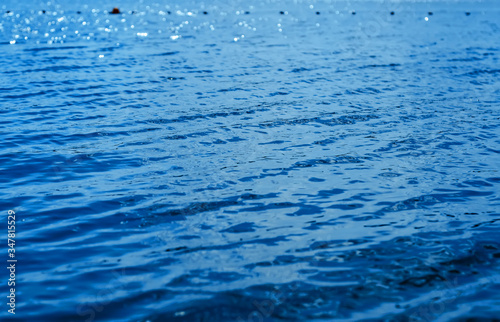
[277, 10, 471, 16]
[4, 8, 473, 16]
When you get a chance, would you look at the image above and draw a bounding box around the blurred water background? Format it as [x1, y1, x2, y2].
[1, 0, 499, 321]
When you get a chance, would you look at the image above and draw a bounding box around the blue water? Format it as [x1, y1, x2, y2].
[1, 0, 500, 321]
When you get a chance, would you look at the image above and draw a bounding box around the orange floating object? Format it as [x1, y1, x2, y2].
[111, 7, 120, 14]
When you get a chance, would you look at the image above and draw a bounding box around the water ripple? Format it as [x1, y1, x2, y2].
[1, 0, 500, 321]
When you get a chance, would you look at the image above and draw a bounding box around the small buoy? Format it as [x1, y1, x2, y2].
[279, 11, 285, 15]
[428, 11, 433, 15]
[351, 11, 356, 15]
[202, 11, 208, 15]
[390, 11, 395, 15]
[110, 7, 120, 14]
[42, 10, 46, 14]
[316, 11, 320, 15]
[465, 12, 471, 16]
[244, 11, 250, 15]
[77, 11, 81, 14]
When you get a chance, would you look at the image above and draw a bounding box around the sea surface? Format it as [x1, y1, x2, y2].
[1, 0, 500, 321]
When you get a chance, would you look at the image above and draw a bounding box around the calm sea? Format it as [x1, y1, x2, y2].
[1, 0, 499, 321]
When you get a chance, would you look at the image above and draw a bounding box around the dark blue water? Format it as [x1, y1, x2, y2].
[1, 0, 500, 321]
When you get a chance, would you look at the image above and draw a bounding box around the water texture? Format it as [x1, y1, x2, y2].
[1, 0, 499, 321]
